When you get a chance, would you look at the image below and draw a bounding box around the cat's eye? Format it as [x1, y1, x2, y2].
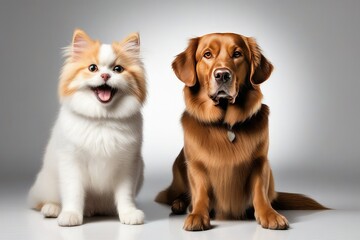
[88, 64, 98, 72]
[203, 51, 212, 59]
[233, 51, 243, 58]
[113, 65, 124, 73]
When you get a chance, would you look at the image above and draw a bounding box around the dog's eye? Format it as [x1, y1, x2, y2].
[203, 51, 212, 59]
[88, 64, 98, 72]
[233, 51, 243, 58]
[113, 65, 124, 73]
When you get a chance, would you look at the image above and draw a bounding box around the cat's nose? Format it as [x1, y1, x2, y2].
[101, 73, 111, 82]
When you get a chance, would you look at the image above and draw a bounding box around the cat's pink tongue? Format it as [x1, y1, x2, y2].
[97, 89, 111, 102]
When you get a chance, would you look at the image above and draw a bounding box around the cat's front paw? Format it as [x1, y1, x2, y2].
[58, 211, 83, 227]
[119, 209, 144, 225]
[41, 203, 61, 218]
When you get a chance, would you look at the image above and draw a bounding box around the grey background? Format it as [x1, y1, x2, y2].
[0, 0, 359, 210]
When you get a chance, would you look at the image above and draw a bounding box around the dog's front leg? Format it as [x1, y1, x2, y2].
[251, 157, 289, 230]
[183, 160, 211, 231]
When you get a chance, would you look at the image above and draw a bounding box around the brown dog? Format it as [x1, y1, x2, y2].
[155, 33, 327, 231]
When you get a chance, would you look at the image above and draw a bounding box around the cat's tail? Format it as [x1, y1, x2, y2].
[272, 192, 330, 210]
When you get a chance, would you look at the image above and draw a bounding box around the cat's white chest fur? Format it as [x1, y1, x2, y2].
[57, 106, 141, 157]
[54, 106, 143, 192]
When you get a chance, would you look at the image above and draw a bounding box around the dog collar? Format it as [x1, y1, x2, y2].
[195, 118, 239, 143]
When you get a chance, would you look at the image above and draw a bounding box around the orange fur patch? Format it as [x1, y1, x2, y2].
[112, 41, 147, 104]
[59, 39, 100, 97]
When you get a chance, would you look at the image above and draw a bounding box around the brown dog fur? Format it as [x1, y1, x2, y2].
[155, 33, 327, 231]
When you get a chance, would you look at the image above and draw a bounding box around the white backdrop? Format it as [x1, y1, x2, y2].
[0, 1, 359, 209]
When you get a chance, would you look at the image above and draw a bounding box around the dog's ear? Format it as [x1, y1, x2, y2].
[172, 38, 199, 87]
[246, 37, 273, 87]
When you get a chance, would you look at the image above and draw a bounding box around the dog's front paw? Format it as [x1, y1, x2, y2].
[57, 211, 83, 227]
[183, 213, 211, 231]
[255, 210, 289, 230]
[119, 209, 144, 225]
[41, 203, 61, 218]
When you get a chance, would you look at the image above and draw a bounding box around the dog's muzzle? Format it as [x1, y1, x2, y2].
[210, 68, 236, 105]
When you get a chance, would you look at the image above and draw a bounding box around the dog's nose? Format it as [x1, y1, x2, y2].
[214, 68, 232, 83]
[101, 73, 111, 81]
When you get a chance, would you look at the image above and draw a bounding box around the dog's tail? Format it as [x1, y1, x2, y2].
[272, 192, 329, 210]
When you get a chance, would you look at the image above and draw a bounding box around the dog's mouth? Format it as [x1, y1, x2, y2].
[210, 90, 235, 105]
[91, 84, 118, 103]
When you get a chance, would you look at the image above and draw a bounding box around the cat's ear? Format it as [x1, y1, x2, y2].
[121, 32, 140, 54]
[71, 29, 93, 58]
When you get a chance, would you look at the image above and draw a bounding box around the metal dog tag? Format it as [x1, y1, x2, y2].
[227, 130, 236, 143]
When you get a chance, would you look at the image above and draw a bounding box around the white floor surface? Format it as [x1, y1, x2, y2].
[1, 174, 359, 240]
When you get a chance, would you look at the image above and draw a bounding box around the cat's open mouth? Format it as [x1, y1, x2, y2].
[91, 84, 117, 103]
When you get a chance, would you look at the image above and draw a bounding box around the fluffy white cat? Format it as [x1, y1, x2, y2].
[28, 29, 147, 226]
